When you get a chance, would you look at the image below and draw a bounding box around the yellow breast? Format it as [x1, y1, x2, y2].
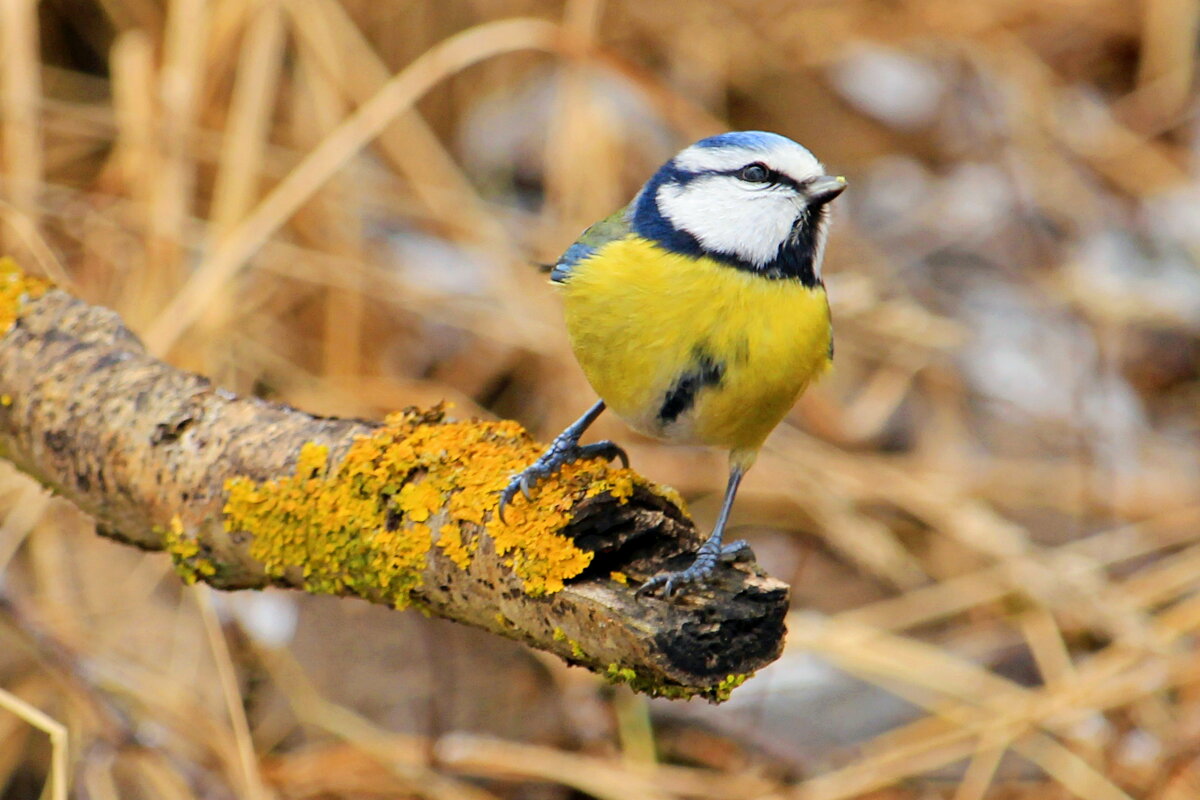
[557, 236, 831, 461]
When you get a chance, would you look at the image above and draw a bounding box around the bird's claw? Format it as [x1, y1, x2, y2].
[497, 437, 630, 524]
[497, 474, 533, 523]
[636, 539, 750, 598]
[498, 468, 543, 523]
[577, 440, 629, 470]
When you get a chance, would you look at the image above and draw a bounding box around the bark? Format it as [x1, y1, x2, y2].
[0, 272, 788, 701]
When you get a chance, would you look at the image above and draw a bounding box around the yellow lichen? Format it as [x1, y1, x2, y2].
[648, 482, 688, 513]
[609, 571, 628, 585]
[223, 405, 657, 606]
[0, 258, 51, 334]
[295, 441, 329, 478]
[603, 663, 751, 702]
[164, 515, 218, 584]
[552, 627, 586, 659]
[714, 673, 749, 698]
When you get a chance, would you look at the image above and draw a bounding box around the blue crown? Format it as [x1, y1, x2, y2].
[692, 130, 791, 152]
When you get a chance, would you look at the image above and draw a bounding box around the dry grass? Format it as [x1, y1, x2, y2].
[1, 0, 1199, 798]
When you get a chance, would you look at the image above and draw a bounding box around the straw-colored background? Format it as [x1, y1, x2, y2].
[2, 1, 1199, 798]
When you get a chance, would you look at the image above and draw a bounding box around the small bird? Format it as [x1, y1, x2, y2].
[501, 131, 845, 596]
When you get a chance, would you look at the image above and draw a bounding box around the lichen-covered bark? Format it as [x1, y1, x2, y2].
[0, 261, 788, 701]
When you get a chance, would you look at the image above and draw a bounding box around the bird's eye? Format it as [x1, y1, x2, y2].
[738, 163, 770, 183]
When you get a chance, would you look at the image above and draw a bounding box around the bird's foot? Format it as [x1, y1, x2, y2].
[636, 539, 750, 598]
[498, 437, 628, 523]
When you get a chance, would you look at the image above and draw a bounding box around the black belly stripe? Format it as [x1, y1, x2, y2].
[658, 353, 725, 424]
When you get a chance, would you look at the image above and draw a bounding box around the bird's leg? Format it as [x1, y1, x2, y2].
[637, 463, 749, 597]
[498, 400, 628, 522]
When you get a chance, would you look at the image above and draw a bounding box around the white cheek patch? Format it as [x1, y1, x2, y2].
[657, 176, 797, 267]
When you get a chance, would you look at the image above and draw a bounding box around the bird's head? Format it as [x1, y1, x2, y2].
[630, 131, 845, 285]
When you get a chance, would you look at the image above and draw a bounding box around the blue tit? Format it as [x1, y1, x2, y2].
[500, 131, 846, 596]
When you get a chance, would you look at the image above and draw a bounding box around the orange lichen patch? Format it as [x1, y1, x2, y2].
[0, 258, 50, 334]
[396, 481, 441, 523]
[223, 405, 656, 606]
[486, 459, 643, 595]
[437, 522, 474, 570]
[585, 468, 636, 502]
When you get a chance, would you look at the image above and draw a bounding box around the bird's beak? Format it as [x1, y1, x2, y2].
[806, 175, 847, 206]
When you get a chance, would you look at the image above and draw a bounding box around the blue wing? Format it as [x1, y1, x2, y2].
[550, 205, 632, 283]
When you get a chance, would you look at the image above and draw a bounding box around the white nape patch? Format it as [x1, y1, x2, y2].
[659, 135, 831, 268]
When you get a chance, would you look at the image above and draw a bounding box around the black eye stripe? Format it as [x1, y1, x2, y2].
[720, 164, 803, 191]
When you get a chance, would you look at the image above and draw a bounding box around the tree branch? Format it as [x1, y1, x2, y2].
[0, 261, 787, 701]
